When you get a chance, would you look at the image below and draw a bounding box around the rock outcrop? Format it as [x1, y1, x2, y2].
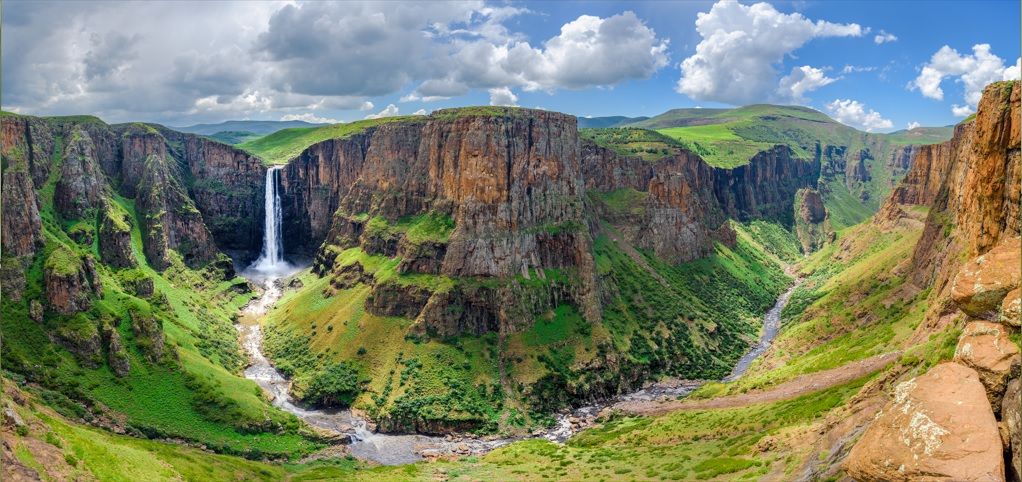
[954, 321, 1021, 403]
[794, 188, 833, 253]
[44, 247, 102, 315]
[54, 128, 106, 219]
[288, 109, 601, 337]
[1003, 378, 1021, 481]
[98, 202, 136, 268]
[845, 363, 1005, 482]
[951, 236, 1021, 319]
[174, 132, 266, 254]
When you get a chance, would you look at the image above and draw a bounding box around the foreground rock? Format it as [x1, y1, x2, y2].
[845, 363, 1004, 482]
[1003, 378, 1021, 481]
[951, 237, 1021, 319]
[954, 321, 1021, 404]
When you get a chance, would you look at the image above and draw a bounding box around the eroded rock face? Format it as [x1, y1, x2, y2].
[951, 237, 1022, 318]
[135, 152, 220, 269]
[1002, 288, 1021, 327]
[130, 310, 165, 363]
[795, 188, 832, 253]
[1002, 378, 1021, 481]
[105, 327, 130, 377]
[54, 129, 105, 219]
[44, 249, 103, 315]
[712, 145, 821, 225]
[845, 363, 1005, 482]
[177, 133, 265, 253]
[954, 321, 1021, 403]
[98, 202, 136, 268]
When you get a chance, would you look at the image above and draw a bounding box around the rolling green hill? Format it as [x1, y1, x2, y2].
[238, 116, 423, 165]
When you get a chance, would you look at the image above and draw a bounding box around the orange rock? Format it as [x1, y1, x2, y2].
[844, 363, 1004, 482]
[954, 321, 1021, 403]
[1002, 288, 1021, 327]
[951, 237, 1021, 318]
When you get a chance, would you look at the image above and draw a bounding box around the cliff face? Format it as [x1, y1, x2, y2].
[580, 139, 819, 263]
[286, 110, 600, 335]
[845, 81, 1021, 482]
[712, 145, 821, 225]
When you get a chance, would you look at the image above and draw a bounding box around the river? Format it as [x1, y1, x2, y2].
[235, 272, 802, 465]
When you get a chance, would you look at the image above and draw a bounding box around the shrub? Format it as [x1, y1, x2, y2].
[304, 362, 364, 408]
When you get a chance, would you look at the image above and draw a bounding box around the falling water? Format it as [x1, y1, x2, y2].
[247, 166, 291, 277]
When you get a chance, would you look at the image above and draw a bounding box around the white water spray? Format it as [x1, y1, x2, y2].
[247, 166, 292, 278]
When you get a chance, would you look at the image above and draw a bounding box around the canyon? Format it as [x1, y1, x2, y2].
[1, 81, 1018, 481]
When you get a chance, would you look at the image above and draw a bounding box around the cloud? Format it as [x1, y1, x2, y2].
[412, 109, 427, 115]
[406, 11, 669, 99]
[1004, 57, 1021, 81]
[911, 44, 1020, 115]
[280, 113, 339, 124]
[364, 103, 400, 119]
[776, 65, 837, 103]
[676, 0, 864, 105]
[2, 2, 670, 123]
[907, 121, 921, 130]
[825, 98, 893, 132]
[951, 104, 974, 117]
[842, 65, 876, 74]
[873, 30, 897, 44]
[488, 86, 518, 106]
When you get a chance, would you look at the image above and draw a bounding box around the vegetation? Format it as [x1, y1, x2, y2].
[207, 130, 262, 145]
[580, 127, 685, 161]
[239, 116, 424, 164]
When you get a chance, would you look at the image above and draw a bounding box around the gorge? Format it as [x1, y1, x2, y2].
[1, 81, 1018, 481]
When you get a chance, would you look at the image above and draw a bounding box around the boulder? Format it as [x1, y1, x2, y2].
[952, 237, 1021, 319]
[845, 363, 1005, 482]
[1002, 288, 1020, 327]
[954, 321, 1022, 404]
[28, 300, 43, 323]
[1002, 378, 1021, 482]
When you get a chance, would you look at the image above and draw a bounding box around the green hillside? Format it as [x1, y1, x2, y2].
[238, 116, 423, 165]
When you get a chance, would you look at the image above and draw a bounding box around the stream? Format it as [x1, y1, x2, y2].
[235, 273, 802, 465]
[235, 163, 804, 465]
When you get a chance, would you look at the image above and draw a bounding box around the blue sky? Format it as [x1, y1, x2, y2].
[3, 1, 1019, 131]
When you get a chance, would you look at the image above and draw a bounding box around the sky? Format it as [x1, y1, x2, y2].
[2, 0, 1019, 131]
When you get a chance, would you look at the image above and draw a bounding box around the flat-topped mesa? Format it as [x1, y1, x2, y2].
[279, 108, 600, 334]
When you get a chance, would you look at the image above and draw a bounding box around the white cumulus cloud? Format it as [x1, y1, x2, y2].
[488, 87, 519, 106]
[911, 44, 1020, 116]
[676, 0, 864, 105]
[280, 113, 339, 124]
[825, 99, 893, 132]
[776, 65, 837, 103]
[406, 11, 669, 100]
[874, 30, 897, 44]
[364, 103, 400, 119]
[907, 121, 921, 130]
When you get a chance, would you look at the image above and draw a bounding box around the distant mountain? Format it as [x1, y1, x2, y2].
[207, 130, 263, 145]
[882, 126, 954, 145]
[577, 115, 649, 129]
[624, 108, 732, 129]
[172, 119, 329, 136]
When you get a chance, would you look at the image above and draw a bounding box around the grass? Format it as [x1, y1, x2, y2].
[580, 127, 686, 161]
[1, 119, 319, 460]
[239, 116, 423, 164]
[596, 188, 648, 219]
[690, 221, 926, 399]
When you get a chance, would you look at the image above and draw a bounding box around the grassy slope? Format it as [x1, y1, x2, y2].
[1, 128, 318, 458]
[882, 126, 954, 145]
[263, 211, 791, 432]
[688, 215, 957, 402]
[238, 116, 423, 165]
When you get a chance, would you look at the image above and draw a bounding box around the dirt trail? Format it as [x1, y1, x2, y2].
[611, 352, 901, 416]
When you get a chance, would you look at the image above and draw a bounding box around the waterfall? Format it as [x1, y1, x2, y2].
[248, 166, 290, 276]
